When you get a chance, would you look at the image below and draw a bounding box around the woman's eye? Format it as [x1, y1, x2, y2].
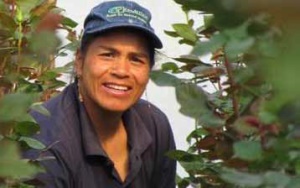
[131, 57, 144, 64]
[100, 52, 114, 58]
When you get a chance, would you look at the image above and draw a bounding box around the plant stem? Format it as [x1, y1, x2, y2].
[0, 47, 18, 51]
[0, 57, 7, 76]
[224, 55, 239, 118]
[11, 0, 16, 17]
[17, 22, 22, 73]
[195, 119, 201, 155]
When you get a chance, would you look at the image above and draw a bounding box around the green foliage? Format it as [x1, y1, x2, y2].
[0, 141, 43, 179]
[172, 23, 198, 43]
[152, 0, 300, 187]
[0, 0, 79, 186]
[233, 141, 262, 161]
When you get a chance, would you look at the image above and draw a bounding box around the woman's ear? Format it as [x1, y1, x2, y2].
[75, 49, 84, 77]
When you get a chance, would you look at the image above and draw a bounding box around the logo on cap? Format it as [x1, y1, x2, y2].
[107, 6, 149, 24]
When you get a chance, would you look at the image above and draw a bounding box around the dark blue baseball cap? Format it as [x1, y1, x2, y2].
[82, 0, 163, 49]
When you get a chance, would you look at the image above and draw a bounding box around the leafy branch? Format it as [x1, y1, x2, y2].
[0, 0, 79, 187]
[152, 0, 300, 187]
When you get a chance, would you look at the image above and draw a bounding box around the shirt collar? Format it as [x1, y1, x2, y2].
[122, 107, 152, 154]
[78, 101, 106, 157]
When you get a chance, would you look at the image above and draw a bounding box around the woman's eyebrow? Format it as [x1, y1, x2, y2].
[95, 45, 116, 51]
[96, 45, 149, 59]
[130, 51, 149, 59]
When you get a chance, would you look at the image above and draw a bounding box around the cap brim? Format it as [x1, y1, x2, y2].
[83, 22, 163, 49]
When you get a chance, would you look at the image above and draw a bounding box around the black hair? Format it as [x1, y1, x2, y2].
[80, 28, 156, 68]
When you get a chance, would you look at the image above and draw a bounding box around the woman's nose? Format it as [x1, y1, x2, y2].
[110, 58, 130, 78]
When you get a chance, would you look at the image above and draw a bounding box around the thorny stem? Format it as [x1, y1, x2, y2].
[195, 119, 201, 155]
[0, 57, 8, 76]
[0, 47, 18, 51]
[185, 12, 189, 23]
[17, 22, 22, 72]
[215, 60, 223, 91]
[11, 0, 16, 17]
[191, 77, 202, 155]
[224, 55, 239, 118]
[12, 21, 23, 92]
[9, 0, 20, 92]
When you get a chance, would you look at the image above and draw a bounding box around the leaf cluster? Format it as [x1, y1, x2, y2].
[0, 0, 78, 187]
[152, 0, 300, 187]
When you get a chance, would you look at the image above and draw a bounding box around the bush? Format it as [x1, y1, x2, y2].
[0, 0, 78, 187]
[151, 0, 300, 187]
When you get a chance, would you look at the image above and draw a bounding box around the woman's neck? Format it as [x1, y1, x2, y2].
[82, 94, 125, 141]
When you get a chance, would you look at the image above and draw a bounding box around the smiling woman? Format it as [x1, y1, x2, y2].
[26, 1, 178, 187]
[57, 0, 195, 178]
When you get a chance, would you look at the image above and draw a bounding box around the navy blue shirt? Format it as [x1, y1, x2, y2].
[28, 83, 176, 188]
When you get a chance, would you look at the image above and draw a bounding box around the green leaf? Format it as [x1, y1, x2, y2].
[0, 12, 17, 31]
[150, 71, 180, 87]
[286, 177, 300, 188]
[174, 0, 214, 12]
[186, 128, 209, 144]
[0, 140, 43, 179]
[197, 112, 225, 128]
[175, 83, 224, 127]
[234, 140, 262, 161]
[192, 33, 227, 56]
[30, 102, 50, 117]
[223, 23, 255, 58]
[50, 7, 65, 14]
[164, 30, 180, 38]
[232, 117, 259, 135]
[161, 62, 179, 73]
[19, 136, 46, 150]
[296, 159, 300, 175]
[0, 1, 5, 11]
[174, 54, 207, 64]
[258, 110, 278, 125]
[175, 83, 207, 118]
[257, 38, 278, 57]
[58, 51, 68, 57]
[225, 37, 255, 59]
[188, 19, 194, 27]
[203, 15, 214, 28]
[62, 41, 79, 51]
[51, 62, 74, 74]
[0, 93, 38, 122]
[42, 79, 66, 90]
[176, 175, 190, 188]
[220, 168, 264, 187]
[39, 71, 59, 81]
[15, 121, 40, 136]
[166, 150, 190, 160]
[178, 38, 196, 46]
[172, 23, 198, 43]
[180, 161, 206, 172]
[17, 80, 43, 93]
[263, 33, 300, 105]
[16, 7, 23, 23]
[16, 0, 43, 19]
[263, 171, 291, 187]
[223, 21, 250, 39]
[18, 183, 36, 188]
[166, 150, 202, 162]
[190, 65, 215, 74]
[62, 16, 78, 28]
[29, 31, 60, 56]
